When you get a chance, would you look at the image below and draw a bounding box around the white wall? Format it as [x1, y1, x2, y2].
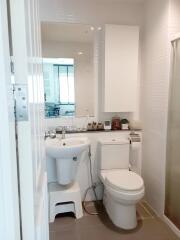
[39, 0, 143, 129]
[169, 0, 180, 39]
[40, 0, 180, 214]
[141, 0, 180, 215]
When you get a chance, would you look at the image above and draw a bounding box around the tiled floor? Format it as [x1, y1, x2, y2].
[49, 201, 180, 240]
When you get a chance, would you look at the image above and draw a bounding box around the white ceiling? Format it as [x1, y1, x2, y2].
[41, 22, 95, 43]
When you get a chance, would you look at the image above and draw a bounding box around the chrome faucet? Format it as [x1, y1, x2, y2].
[44, 130, 56, 140]
[61, 127, 66, 139]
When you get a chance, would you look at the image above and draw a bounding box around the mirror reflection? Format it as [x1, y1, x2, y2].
[43, 58, 75, 117]
[41, 22, 95, 118]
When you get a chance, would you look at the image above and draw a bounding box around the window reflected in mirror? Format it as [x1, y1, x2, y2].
[41, 22, 95, 118]
[43, 58, 75, 117]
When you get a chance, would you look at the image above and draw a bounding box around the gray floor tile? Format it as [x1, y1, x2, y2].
[50, 227, 80, 240]
[49, 202, 180, 240]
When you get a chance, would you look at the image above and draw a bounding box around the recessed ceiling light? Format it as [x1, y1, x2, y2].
[78, 51, 83, 55]
[97, 26, 102, 31]
[90, 26, 95, 31]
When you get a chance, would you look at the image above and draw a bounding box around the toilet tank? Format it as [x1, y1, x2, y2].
[99, 138, 130, 170]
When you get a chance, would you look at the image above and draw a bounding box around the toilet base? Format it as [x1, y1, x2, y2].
[103, 191, 137, 230]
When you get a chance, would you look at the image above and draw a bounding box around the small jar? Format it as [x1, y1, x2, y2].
[112, 117, 121, 130]
[121, 119, 129, 130]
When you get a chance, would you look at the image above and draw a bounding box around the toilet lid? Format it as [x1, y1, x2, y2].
[105, 170, 144, 191]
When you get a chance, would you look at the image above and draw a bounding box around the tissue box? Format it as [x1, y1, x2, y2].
[121, 123, 129, 130]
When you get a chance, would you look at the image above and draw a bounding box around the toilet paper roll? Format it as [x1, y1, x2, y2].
[130, 141, 141, 150]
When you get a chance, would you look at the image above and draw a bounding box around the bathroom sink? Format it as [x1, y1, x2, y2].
[46, 137, 90, 159]
[46, 137, 90, 185]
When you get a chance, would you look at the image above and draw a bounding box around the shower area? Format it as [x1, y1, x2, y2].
[165, 35, 180, 230]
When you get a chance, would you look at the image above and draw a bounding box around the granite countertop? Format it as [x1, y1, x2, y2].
[56, 129, 142, 134]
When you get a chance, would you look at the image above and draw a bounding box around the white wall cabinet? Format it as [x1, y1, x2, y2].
[103, 24, 139, 112]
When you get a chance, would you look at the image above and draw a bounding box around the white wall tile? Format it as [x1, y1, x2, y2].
[40, 0, 180, 209]
[39, 0, 143, 129]
[141, 0, 180, 215]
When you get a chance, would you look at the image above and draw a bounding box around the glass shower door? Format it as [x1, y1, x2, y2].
[165, 38, 180, 229]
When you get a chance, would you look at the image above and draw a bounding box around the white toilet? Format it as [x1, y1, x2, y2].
[99, 137, 145, 230]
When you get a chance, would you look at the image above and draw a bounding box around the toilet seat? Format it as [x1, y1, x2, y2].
[100, 169, 144, 203]
[105, 170, 144, 192]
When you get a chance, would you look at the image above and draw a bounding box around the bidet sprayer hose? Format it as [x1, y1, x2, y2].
[82, 145, 102, 215]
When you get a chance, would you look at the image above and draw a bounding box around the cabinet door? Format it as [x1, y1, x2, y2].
[104, 24, 139, 112]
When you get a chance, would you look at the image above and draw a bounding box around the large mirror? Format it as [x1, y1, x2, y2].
[41, 22, 95, 118]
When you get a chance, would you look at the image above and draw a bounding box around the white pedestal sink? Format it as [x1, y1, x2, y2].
[46, 137, 90, 185]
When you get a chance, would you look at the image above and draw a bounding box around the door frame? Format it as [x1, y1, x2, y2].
[9, 0, 49, 239]
[0, 0, 20, 239]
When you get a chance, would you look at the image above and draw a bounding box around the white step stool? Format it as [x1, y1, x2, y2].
[48, 181, 83, 222]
